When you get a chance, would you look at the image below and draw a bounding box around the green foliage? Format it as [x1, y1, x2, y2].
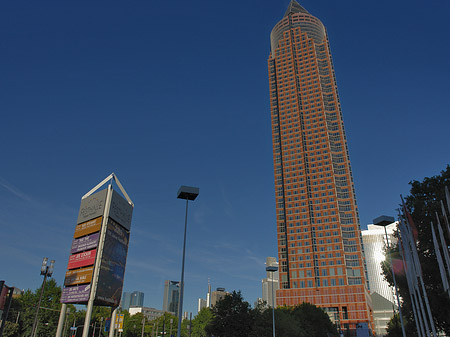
[205, 291, 253, 337]
[385, 313, 404, 337]
[205, 290, 336, 337]
[123, 312, 144, 337]
[382, 166, 450, 336]
[190, 307, 213, 337]
[3, 321, 20, 337]
[2, 278, 62, 337]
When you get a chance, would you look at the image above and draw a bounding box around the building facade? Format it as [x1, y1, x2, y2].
[268, 1, 373, 333]
[262, 257, 279, 307]
[129, 306, 164, 321]
[163, 280, 180, 315]
[362, 224, 396, 302]
[210, 288, 229, 307]
[121, 291, 145, 311]
[362, 223, 397, 336]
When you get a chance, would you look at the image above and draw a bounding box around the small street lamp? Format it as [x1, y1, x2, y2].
[266, 265, 278, 337]
[31, 258, 55, 337]
[373, 215, 406, 337]
[176, 186, 199, 337]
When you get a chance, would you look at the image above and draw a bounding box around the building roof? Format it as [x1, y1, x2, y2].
[284, 0, 309, 17]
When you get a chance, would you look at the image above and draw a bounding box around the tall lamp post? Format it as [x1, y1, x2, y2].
[373, 215, 406, 337]
[176, 186, 199, 337]
[266, 265, 278, 337]
[31, 258, 55, 337]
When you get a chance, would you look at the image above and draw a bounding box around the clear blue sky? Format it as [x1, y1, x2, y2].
[1, 0, 449, 315]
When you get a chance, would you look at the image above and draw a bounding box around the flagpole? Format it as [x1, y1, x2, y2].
[400, 219, 430, 336]
[435, 214, 450, 287]
[398, 237, 424, 337]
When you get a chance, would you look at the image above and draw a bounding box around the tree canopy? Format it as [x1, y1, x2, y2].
[205, 290, 336, 337]
[382, 166, 450, 336]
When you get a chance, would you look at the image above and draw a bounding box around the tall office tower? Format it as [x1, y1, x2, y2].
[163, 280, 180, 315]
[362, 224, 396, 302]
[210, 288, 228, 307]
[130, 291, 145, 308]
[262, 257, 279, 307]
[121, 292, 132, 311]
[121, 291, 145, 310]
[268, 1, 373, 333]
[362, 224, 397, 336]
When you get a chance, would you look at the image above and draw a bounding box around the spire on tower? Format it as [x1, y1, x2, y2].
[284, 0, 309, 17]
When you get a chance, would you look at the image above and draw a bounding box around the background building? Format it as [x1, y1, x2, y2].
[129, 306, 164, 321]
[197, 298, 207, 313]
[121, 291, 145, 311]
[362, 223, 397, 336]
[163, 280, 180, 315]
[210, 288, 228, 307]
[268, 1, 373, 333]
[262, 257, 279, 307]
[362, 223, 396, 302]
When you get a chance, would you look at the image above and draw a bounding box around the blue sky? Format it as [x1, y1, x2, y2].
[1, 0, 449, 316]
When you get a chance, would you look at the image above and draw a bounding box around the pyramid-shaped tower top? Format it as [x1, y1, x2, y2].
[284, 0, 309, 17]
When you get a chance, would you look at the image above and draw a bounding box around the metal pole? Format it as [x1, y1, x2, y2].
[141, 317, 145, 337]
[31, 274, 48, 337]
[271, 271, 276, 337]
[384, 226, 406, 337]
[56, 303, 67, 337]
[92, 322, 97, 337]
[170, 319, 173, 337]
[177, 198, 189, 337]
[109, 308, 117, 337]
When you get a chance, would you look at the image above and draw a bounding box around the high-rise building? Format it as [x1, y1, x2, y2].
[163, 280, 180, 315]
[121, 291, 145, 311]
[362, 224, 396, 302]
[262, 257, 279, 307]
[268, 1, 373, 333]
[210, 288, 228, 307]
[197, 298, 207, 313]
[130, 291, 144, 308]
[121, 292, 132, 311]
[362, 223, 397, 336]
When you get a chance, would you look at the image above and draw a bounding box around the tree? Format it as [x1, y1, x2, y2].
[205, 291, 253, 337]
[385, 314, 404, 337]
[290, 303, 336, 337]
[190, 307, 213, 337]
[9, 278, 62, 337]
[382, 166, 450, 336]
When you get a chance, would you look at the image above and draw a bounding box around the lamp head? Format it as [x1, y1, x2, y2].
[47, 260, 55, 277]
[40, 258, 48, 275]
[373, 215, 395, 227]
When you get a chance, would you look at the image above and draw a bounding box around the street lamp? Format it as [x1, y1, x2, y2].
[266, 265, 278, 337]
[31, 258, 55, 337]
[373, 215, 406, 337]
[176, 186, 199, 337]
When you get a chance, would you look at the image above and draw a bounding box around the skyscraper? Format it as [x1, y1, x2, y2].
[362, 224, 396, 303]
[121, 291, 145, 311]
[163, 280, 180, 315]
[268, 1, 373, 333]
[362, 224, 397, 336]
[262, 257, 279, 308]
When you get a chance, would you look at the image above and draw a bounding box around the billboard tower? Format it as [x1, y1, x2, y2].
[55, 173, 134, 337]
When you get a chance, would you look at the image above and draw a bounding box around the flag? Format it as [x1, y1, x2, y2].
[401, 195, 419, 241]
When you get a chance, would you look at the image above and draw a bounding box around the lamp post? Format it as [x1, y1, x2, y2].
[373, 215, 406, 337]
[266, 265, 278, 337]
[176, 186, 199, 337]
[31, 258, 55, 337]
